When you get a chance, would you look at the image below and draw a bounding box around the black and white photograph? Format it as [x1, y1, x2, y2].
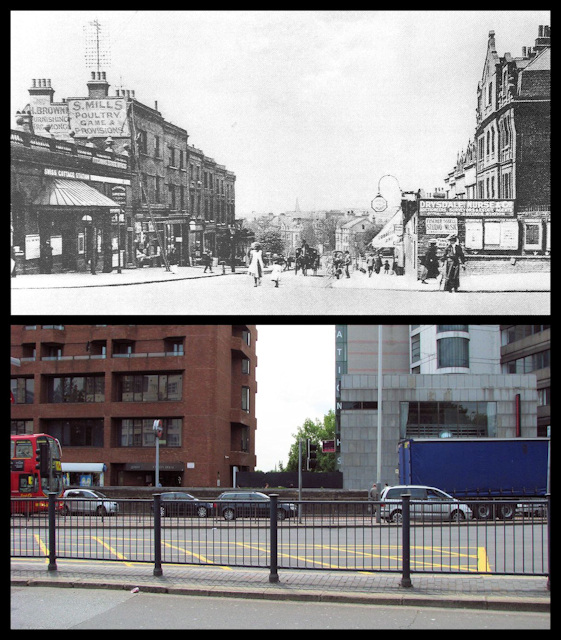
[10, 10, 550, 315]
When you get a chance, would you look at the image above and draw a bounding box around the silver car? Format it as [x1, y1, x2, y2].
[61, 489, 119, 516]
[379, 485, 472, 523]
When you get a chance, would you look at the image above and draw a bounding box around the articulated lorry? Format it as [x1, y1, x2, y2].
[398, 438, 550, 519]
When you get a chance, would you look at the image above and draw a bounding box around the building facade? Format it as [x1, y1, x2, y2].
[335, 325, 541, 490]
[15, 72, 236, 269]
[11, 111, 132, 275]
[499, 324, 550, 436]
[10, 325, 257, 488]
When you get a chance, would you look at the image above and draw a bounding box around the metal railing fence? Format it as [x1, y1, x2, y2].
[10, 494, 550, 587]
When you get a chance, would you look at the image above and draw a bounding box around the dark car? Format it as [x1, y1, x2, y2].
[214, 491, 297, 521]
[158, 492, 213, 518]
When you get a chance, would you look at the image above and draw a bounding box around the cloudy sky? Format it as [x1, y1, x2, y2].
[255, 324, 334, 472]
[11, 10, 550, 215]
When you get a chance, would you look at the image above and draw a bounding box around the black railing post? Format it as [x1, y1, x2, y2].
[546, 493, 550, 591]
[47, 492, 57, 572]
[400, 493, 412, 588]
[269, 494, 279, 583]
[153, 493, 163, 577]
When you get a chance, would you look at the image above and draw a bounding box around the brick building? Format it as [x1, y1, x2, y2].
[10, 325, 257, 488]
[16, 71, 236, 268]
[401, 25, 551, 279]
[11, 108, 132, 275]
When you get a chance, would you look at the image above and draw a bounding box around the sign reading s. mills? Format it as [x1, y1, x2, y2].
[68, 98, 129, 138]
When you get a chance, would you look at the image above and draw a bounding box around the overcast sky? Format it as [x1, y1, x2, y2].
[11, 10, 550, 216]
[255, 325, 334, 472]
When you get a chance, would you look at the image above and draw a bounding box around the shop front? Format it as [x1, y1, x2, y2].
[411, 198, 549, 278]
[62, 462, 107, 487]
[32, 175, 124, 273]
[371, 208, 406, 274]
[11, 128, 132, 274]
[116, 462, 185, 487]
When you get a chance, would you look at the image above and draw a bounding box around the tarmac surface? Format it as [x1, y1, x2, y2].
[11, 558, 550, 612]
[10, 264, 551, 292]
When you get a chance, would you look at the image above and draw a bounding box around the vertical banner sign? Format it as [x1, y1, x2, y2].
[335, 325, 347, 458]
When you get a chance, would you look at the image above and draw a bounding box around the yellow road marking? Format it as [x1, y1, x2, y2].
[91, 536, 132, 566]
[478, 546, 491, 572]
[33, 534, 49, 563]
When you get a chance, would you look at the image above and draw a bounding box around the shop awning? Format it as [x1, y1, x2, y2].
[61, 463, 106, 473]
[33, 179, 120, 208]
[371, 208, 404, 248]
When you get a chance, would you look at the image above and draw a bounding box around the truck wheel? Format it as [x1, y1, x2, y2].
[389, 510, 402, 523]
[498, 504, 515, 520]
[475, 504, 493, 520]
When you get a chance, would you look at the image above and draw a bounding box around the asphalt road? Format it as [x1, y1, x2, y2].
[10, 586, 550, 629]
[10, 272, 550, 315]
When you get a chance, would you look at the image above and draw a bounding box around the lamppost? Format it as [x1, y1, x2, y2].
[81, 214, 96, 275]
[371, 174, 404, 214]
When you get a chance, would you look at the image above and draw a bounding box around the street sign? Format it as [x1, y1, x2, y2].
[153, 419, 163, 438]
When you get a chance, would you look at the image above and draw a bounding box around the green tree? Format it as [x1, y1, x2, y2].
[284, 409, 336, 472]
[256, 227, 286, 255]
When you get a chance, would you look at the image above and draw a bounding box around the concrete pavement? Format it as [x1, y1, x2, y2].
[10, 264, 551, 292]
[11, 559, 550, 612]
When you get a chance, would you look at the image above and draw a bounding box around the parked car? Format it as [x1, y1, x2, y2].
[158, 492, 214, 518]
[516, 501, 546, 518]
[379, 485, 473, 523]
[61, 489, 118, 516]
[214, 491, 297, 521]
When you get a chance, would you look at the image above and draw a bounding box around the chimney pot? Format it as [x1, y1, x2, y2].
[522, 46, 527, 56]
[538, 25, 543, 37]
[131, 90, 135, 98]
[91, 72, 96, 80]
[102, 71, 106, 80]
[32, 79, 36, 87]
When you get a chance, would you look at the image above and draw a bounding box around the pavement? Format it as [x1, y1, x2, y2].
[10, 264, 551, 292]
[11, 559, 550, 612]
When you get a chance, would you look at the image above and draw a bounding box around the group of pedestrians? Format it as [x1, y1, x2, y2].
[247, 242, 282, 288]
[420, 234, 466, 292]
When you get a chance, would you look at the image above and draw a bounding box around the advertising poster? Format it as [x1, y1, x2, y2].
[68, 97, 130, 138]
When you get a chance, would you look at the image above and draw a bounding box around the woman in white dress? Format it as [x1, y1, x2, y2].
[248, 242, 265, 286]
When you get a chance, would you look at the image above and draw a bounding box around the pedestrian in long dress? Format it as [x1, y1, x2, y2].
[420, 240, 440, 283]
[248, 242, 264, 286]
[441, 234, 465, 292]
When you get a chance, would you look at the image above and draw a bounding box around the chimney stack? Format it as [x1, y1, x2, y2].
[87, 70, 110, 98]
[29, 78, 55, 103]
[534, 24, 551, 52]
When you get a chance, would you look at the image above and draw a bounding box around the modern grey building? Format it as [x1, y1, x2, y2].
[336, 325, 539, 490]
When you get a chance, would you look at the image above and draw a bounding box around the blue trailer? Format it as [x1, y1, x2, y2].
[398, 438, 550, 519]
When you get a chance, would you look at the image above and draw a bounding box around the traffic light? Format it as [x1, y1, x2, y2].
[35, 441, 50, 476]
[306, 439, 318, 471]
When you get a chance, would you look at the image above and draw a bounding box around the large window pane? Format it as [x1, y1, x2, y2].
[167, 374, 182, 401]
[143, 375, 159, 402]
[121, 375, 134, 402]
[437, 337, 469, 368]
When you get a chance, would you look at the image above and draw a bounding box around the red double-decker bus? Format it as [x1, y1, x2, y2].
[10, 433, 63, 514]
